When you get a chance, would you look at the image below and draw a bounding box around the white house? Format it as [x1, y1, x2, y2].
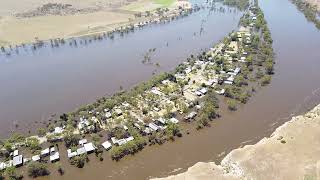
[50, 152, 60, 162]
[13, 155, 23, 167]
[102, 141, 112, 150]
[84, 143, 96, 153]
[32, 155, 40, 162]
[169, 118, 179, 124]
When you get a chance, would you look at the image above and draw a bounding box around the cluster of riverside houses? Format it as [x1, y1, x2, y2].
[0, 7, 258, 171]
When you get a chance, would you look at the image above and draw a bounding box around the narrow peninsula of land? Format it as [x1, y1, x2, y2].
[153, 104, 320, 180]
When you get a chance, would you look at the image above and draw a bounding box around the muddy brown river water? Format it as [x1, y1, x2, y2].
[1, 0, 320, 179]
[0, 3, 241, 138]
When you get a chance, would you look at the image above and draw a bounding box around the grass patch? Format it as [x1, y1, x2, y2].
[154, 0, 176, 7]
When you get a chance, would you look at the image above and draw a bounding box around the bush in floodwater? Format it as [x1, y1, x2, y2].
[26, 137, 41, 152]
[64, 132, 80, 148]
[57, 165, 64, 176]
[37, 128, 46, 137]
[227, 99, 237, 111]
[110, 137, 146, 161]
[261, 75, 271, 86]
[71, 154, 88, 168]
[5, 166, 23, 180]
[27, 162, 50, 178]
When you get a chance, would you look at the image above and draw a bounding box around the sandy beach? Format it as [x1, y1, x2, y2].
[153, 104, 320, 180]
[0, 0, 183, 46]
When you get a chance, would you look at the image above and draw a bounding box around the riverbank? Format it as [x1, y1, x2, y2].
[0, 0, 189, 47]
[305, 0, 320, 11]
[289, 0, 320, 29]
[153, 103, 320, 180]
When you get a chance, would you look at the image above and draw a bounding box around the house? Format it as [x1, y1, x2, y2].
[32, 155, 40, 162]
[169, 117, 179, 124]
[50, 152, 60, 162]
[195, 91, 202, 96]
[54, 127, 64, 134]
[123, 125, 128, 131]
[206, 79, 215, 86]
[199, 88, 207, 95]
[50, 147, 55, 153]
[41, 148, 50, 157]
[0, 162, 6, 170]
[84, 143, 96, 153]
[143, 127, 152, 135]
[78, 118, 90, 130]
[13, 150, 19, 157]
[115, 109, 123, 116]
[227, 76, 235, 82]
[116, 139, 127, 146]
[224, 81, 233, 85]
[13, 155, 23, 167]
[77, 147, 86, 155]
[102, 141, 112, 150]
[156, 118, 166, 125]
[215, 89, 225, 95]
[67, 149, 77, 159]
[79, 139, 88, 146]
[234, 67, 241, 75]
[125, 136, 134, 142]
[185, 67, 192, 74]
[133, 123, 141, 129]
[162, 80, 170, 85]
[151, 87, 162, 96]
[105, 112, 112, 118]
[185, 111, 197, 120]
[148, 123, 159, 131]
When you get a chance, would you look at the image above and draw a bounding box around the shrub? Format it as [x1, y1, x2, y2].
[71, 154, 88, 168]
[27, 162, 50, 178]
[57, 166, 64, 176]
[63, 133, 80, 148]
[261, 75, 271, 86]
[25, 137, 41, 151]
[37, 128, 46, 137]
[227, 99, 237, 111]
[5, 166, 23, 180]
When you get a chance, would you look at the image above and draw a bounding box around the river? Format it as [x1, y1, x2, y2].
[0, 4, 241, 138]
[36, 0, 320, 179]
[2, 0, 320, 179]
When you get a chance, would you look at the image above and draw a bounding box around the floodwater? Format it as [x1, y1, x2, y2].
[36, 0, 320, 179]
[2, 0, 320, 179]
[0, 4, 241, 138]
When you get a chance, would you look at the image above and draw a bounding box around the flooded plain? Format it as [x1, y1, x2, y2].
[37, 0, 320, 179]
[1, 0, 320, 179]
[0, 4, 241, 137]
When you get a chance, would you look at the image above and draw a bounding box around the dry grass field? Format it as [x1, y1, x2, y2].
[0, 0, 179, 46]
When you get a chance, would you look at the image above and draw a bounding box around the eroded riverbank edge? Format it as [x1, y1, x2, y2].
[153, 104, 320, 180]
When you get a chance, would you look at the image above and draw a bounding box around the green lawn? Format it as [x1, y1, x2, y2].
[154, 0, 176, 7]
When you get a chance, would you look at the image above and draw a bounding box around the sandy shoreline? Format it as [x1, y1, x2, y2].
[153, 104, 320, 180]
[0, 0, 186, 47]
